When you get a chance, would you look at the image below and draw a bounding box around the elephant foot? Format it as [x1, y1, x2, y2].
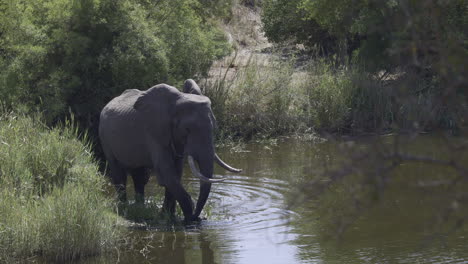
[134, 193, 145, 204]
[117, 192, 127, 203]
[161, 208, 176, 219]
[183, 216, 199, 224]
[184, 215, 206, 223]
[161, 198, 176, 216]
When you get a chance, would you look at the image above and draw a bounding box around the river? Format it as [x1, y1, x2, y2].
[83, 134, 468, 264]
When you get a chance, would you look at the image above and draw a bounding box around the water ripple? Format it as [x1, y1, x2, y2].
[197, 175, 298, 234]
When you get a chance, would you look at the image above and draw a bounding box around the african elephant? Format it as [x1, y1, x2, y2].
[99, 79, 241, 221]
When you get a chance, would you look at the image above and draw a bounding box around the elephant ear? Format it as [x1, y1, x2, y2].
[134, 84, 181, 147]
[183, 79, 203, 95]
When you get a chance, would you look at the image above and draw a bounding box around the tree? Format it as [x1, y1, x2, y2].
[0, 0, 231, 135]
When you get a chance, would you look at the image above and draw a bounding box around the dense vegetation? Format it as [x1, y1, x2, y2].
[263, 0, 467, 71]
[209, 0, 467, 136]
[0, 114, 121, 262]
[1, 0, 465, 139]
[0, 0, 232, 129]
[0, 0, 466, 260]
[0, 1, 234, 260]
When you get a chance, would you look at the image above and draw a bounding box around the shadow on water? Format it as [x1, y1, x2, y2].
[80, 134, 467, 264]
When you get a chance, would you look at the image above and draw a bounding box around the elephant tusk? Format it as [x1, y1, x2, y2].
[214, 153, 242, 173]
[188, 156, 226, 183]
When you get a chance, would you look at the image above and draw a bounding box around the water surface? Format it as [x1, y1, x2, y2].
[85, 135, 468, 263]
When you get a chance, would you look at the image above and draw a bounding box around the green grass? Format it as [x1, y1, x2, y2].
[204, 54, 459, 140]
[0, 113, 123, 262]
[300, 61, 394, 133]
[205, 57, 299, 139]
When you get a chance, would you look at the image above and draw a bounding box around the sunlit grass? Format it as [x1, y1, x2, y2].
[0, 113, 123, 262]
[204, 53, 450, 139]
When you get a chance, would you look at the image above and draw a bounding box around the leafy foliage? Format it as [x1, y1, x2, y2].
[0, 0, 231, 127]
[262, 0, 338, 55]
[261, 0, 467, 132]
[263, 0, 468, 73]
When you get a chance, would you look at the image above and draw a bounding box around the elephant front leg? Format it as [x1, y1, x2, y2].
[162, 188, 176, 215]
[162, 156, 184, 215]
[164, 181, 195, 221]
[157, 155, 194, 221]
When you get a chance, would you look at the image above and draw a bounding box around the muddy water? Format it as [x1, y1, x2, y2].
[85, 135, 468, 264]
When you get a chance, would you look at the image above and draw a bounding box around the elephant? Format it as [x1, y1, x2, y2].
[99, 79, 241, 222]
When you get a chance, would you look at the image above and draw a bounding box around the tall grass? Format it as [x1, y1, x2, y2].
[0, 113, 122, 262]
[204, 56, 296, 139]
[204, 54, 456, 140]
[299, 61, 394, 133]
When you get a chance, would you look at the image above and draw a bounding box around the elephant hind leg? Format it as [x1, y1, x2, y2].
[129, 167, 150, 204]
[108, 160, 128, 202]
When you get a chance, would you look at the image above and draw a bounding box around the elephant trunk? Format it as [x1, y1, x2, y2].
[194, 181, 211, 219]
[192, 154, 214, 219]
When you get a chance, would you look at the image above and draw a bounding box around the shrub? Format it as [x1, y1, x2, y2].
[0, 113, 122, 262]
[263, 0, 468, 74]
[262, 0, 338, 55]
[0, 0, 231, 130]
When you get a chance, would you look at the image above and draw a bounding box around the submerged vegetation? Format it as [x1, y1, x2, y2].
[0, 113, 122, 262]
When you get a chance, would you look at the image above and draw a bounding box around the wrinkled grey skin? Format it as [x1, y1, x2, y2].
[99, 79, 228, 221]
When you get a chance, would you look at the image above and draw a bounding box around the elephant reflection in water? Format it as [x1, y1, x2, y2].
[113, 231, 217, 263]
[99, 79, 241, 222]
[152, 232, 216, 264]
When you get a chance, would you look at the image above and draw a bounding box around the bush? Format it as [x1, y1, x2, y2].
[262, 0, 338, 55]
[0, 113, 122, 262]
[263, 0, 468, 73]
[0, 0, 231, 130]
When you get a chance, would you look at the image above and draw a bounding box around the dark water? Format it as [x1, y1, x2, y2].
[85, 135, 468, 264]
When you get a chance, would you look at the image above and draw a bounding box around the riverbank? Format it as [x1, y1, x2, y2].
[0, 114, 122, 262]
[204, 55, 464, 142]
[202, 4, 466, 142]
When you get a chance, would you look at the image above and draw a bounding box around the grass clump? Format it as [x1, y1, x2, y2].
[0, 113, 122, 262]
[298, 61, 394, 133]
[298, 63, 354, 132]
[205, 57, 300, 140]
[204, 56, 391, 139]
[225, 58, 296, 138]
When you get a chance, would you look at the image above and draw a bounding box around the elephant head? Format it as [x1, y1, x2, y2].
[179, 79, 241, 218]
